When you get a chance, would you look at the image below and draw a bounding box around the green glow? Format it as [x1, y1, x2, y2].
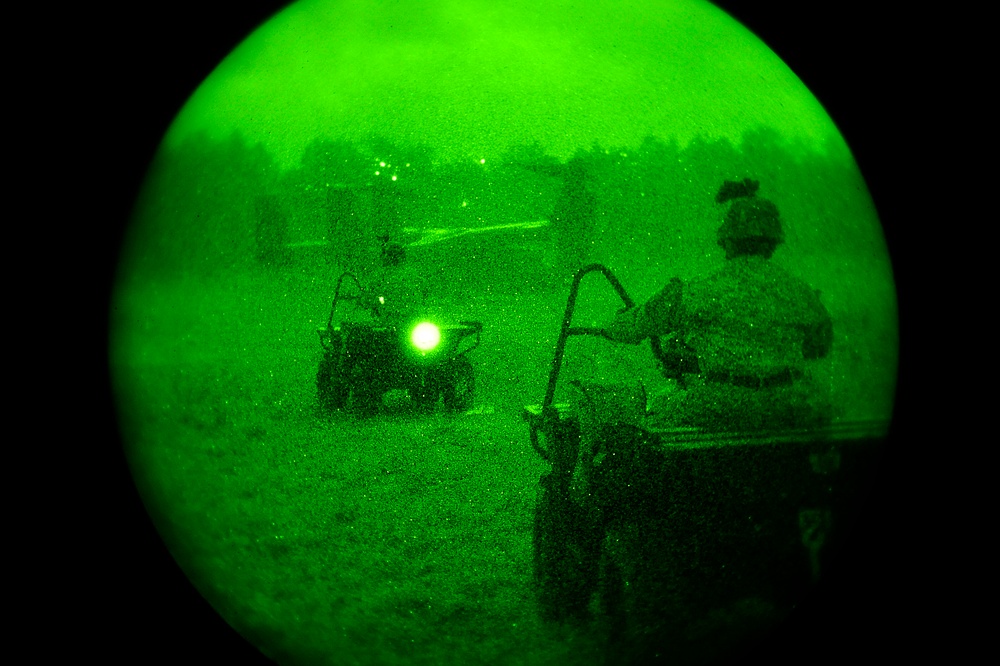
[111, 1, 898, 665]
[165, 0, 849, 168]
[411, 321, 441, 351]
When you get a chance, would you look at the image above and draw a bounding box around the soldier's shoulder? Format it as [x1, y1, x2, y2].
[770, 267, 830, 319]
[757, 261, 814, 290]
[681, 271, 740, 313]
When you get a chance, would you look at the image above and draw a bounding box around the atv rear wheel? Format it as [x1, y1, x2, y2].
[442, 356, 475, 412]
[533, 472, 601, 623]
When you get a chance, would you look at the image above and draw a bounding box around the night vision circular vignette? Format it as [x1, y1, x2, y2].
[108, 1, 901, 664]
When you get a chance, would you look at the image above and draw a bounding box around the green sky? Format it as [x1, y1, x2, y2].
[165, 0, 852, 167]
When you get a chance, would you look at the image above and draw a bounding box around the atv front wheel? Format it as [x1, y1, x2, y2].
[409, 374, 440, 412]
[442, 356, 475, 412]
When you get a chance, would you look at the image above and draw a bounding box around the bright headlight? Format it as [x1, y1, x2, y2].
[411, 322, 441, 352]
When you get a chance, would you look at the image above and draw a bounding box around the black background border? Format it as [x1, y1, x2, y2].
[86, 2, 922, 663]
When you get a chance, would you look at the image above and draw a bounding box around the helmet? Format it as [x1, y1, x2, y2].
[715, 178, 784, 244]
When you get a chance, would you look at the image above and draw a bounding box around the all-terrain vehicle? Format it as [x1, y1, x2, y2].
[525, 264, 887, 664]
[317, 272, 483, 415]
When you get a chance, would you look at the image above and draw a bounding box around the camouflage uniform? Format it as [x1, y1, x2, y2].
[572, 183, 835, 659]
[608, 254, 833, 432]
[603, 179, 833, 433]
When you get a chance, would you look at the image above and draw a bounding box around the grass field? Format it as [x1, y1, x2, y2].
[126, 382, 607, 665]
[110, 268, 894, 665]
[111, 272, 618, 665]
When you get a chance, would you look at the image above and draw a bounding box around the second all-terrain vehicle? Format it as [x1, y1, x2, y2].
[525, 264, 888, 664]
[316, 272, 483, 415]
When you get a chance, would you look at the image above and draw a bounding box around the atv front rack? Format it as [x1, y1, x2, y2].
[318, 272, 484, 359]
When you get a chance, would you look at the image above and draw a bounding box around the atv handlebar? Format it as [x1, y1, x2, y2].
[542, 264, 635, 410]
[531, 263, 680, 463]
[528, 264, 634, 463]
[542, 264, 683, 412]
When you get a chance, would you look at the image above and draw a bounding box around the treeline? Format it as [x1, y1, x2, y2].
[123, 129, 880, 302]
